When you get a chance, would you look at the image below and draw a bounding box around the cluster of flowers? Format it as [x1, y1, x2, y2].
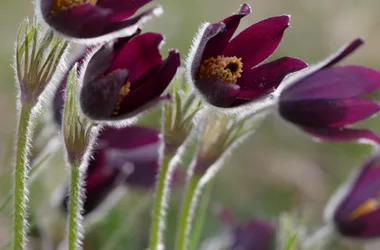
[13, 0, 380, 249]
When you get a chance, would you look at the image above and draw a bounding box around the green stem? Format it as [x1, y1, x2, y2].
[149, 149, 175, 250]
[13, 104, 33, 250]
[68, 162, 84, 250]
[188, 182, 213, 250]
[175, 176, 200, 250]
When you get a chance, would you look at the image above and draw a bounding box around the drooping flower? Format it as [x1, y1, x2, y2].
[52, 79, 160, 215]
[201, 206, 276, 250]
[79, 32, 180, 121]
[231, 219, 276, 250]
[37, 0, 162, 41]
[187, 3, 307, 108]
[324, 152, 380, 238]
[277, 39, 380, 144]
[62, 125, 160, 215]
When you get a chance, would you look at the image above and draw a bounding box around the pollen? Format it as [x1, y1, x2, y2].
[51, 0, 97, 15]
[198, 55, 243, 84]
[349, 198, 380, 220]
[113, 82, 131, 115]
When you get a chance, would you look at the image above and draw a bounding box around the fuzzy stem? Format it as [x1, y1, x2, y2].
[188, 182, 213, 250]
[68, 162, 85, 250]
[302, 225, 336, 250]
[175, 176, 200, 250]
[13, 103, 33, 250]
[149, 147, 176, 250]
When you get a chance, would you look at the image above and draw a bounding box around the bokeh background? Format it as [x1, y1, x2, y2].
[1, 0, 380, 249]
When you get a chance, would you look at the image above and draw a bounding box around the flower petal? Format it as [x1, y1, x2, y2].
[201, 3, 251, 61]
[194, 78, 240, 107]
[281, 66, 380, 101]
[80, 69, 129, 120]
[99, 126, 160, 149]
[223, 15, 290, 70]
[116, 50, 180, 118]
[98, 0, 152, 22]
[42, 4, 111, 38]
[275, 39, 364, 94]
[108, 33, 163, 83]
[237, 57, 307, 100]
[189, 22, 226, 80]
[232, 219, 275, 250]
[303, 127, 380, 145]
[279, 98, 380, 128]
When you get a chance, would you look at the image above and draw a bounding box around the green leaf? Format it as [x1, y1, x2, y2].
[284, 234, 297, 250]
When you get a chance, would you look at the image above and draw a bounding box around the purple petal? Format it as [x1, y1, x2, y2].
[223, 15, 290, 70]
[194, 78, 240, 107]
[303, 127, 380, 145]
[108, 33, 163, 83]
[322, 38, 364, 69]
[42, 4, 111, 38]
[189, 22, 226, 80]
[116, 50, 180, 118]
[98, 0, 152, 22]
[279, 98, 380, 128]
[80, 69, 129, 120]
[332, 154, 380, 238]
[201, 3, 251, 61]
[98, 126, 160, 149]
[232, 219, 275, 250]
[281, 66, 380, 101]
[237, 57, 307, 99]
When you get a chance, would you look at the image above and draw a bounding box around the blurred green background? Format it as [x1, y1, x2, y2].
[1, 0, 380, 249]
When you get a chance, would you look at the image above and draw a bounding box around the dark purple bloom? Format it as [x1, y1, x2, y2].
[325, 152, 380, 238]
[62, 125, 160, 215]
[231, 219, 276, 250]
[79, 32, 180, 121]
[38, 0, 161, 40]
[188, 3, 307, 108]
[278, 39, 380, 144]
[214, 207, 275, 250]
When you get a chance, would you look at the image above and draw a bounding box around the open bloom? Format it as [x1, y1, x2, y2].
[325, 152, 380, 238]
[79, 32, 180, 121]
[187, 3, 307, 108]
[62, 125, 160, 215]
[38, 0, 161, 41]
[277, 39, 380, 144]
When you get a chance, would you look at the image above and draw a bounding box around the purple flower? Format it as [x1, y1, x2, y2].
[325, 152, 380, 238]
[187, 3, 307, 108]
[213, 207, 275, 250]
[38, 0, 161, 40]
[79, 32, 180, 121]
[278, 39, 380, 144]
[231, 219, 276, 250]
[62, 125, 160, 215]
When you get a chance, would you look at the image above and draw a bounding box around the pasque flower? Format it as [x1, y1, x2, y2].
[187, 3, 307, 108]
[79, 32, 180, 121]
[37, 0, 162, 41]
[53, 80, 160, 215]
[277, 39, 380, 144]
[62, 125, 160, 215]
[325, 152, 380, 238]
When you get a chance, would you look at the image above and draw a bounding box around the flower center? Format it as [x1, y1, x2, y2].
[198, 55, 243, 84]
[113, 82, 131, 115]
[51, 0, 97, 15]
[349, 198, 380, 220]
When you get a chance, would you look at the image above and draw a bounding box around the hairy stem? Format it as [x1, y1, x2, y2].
[68, 162, 85, 250]
[13, 104, 33, 250]
[149, 148, 176, 250]
[175, 176, 200, 250]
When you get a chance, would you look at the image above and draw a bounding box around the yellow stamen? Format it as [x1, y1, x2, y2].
[349, 198, 380, 220]
[113, 82, 131, 115]
[198, 55, 243, 84]
[51, 0, 97, 15]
